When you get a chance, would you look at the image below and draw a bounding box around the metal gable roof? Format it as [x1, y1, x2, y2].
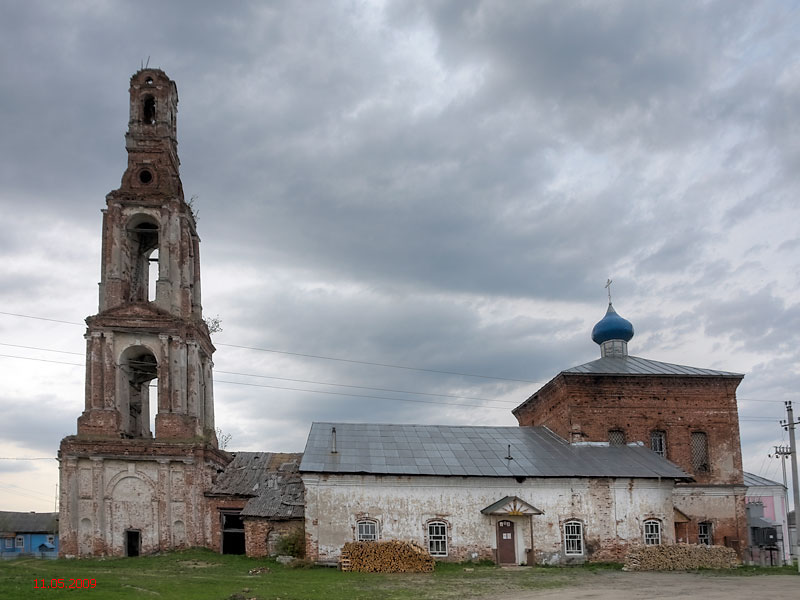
[562, 355, 742, 377]
[0, 511, 58, 534]
[744, 471, 784, 488]
[299, 422, 689, 480]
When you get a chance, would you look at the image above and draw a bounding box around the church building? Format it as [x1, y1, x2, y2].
[58, 70, 748, 563]
[512, 302, 748, 552]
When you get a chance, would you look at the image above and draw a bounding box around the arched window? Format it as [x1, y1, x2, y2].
[356, 519, 378, 541]
[650, 430, 666, 457]
[143, 96, 156, 124]
[564, 520, 584, 555]
[127, 217, 159, 303]
[120, 346, 158, 438]
[608, 429, 626, 446]
[643, 519, 661, 545]
[427, 521, 448, 557]
[691, 432, 709, 472]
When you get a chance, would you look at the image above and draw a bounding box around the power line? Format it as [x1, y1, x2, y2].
[0, 342, 82, 356]
[214, 379, 510, 410]
[217, 342, 543, 384]
[0, 343, 517, 404]
[0, 311, 82, 326]
[214, 370, 518, 404]
[0, 352, 511, 410]
[0, 354, 83, 367]
[0, 350, 519, 406]
[1, 311, 795, 408]
[1, 351, 792, 414]
[0, 311, 546, 384]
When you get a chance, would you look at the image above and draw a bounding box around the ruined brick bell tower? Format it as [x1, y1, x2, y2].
[58, 69, 230, 557]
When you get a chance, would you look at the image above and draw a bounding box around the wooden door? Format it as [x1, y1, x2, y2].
[497, 520, 515, 564]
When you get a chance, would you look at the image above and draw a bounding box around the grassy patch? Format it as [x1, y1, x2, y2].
[5, 550, 793, 600]
[0, 549, 568, 600]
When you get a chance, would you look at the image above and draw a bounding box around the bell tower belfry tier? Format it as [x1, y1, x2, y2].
[59, 70, 230, 558]
[77, 69, 214, 441]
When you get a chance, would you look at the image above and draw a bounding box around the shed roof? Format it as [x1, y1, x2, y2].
[562, 355, 742, 377]
[744, 471, 784, 488]
[210, 452, 304, 520]
[0, 511, 58, 534]
[300, 423, 689, 480]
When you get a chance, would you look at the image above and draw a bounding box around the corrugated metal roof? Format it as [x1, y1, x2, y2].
[562, 355, 742, 377]
[300, 423, 689, 480]
[0, 511, 58, 534]
[210, 452, 304, 520]
[744, 471, 784, 488]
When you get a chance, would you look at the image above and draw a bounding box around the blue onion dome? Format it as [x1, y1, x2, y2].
[591, 303, 634, 345]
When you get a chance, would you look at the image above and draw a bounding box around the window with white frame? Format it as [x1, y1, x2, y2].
[564, 520, 584, 555]
[427, 521, 448, 557]
[356, 519, 378, 541]
[650, 430, 666, 457]
[643, 520, 661, 545]
[47, 535, 55, 545]
[698, 522, 712, 546]
[15, 536, 24, 549]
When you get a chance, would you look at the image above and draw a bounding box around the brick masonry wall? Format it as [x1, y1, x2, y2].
[244, 519, 304, 558]
[514, 374, 744, 484]
[513, 372, 748, 554]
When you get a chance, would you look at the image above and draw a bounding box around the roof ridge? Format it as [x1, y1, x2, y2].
[563, 354, 743, 377]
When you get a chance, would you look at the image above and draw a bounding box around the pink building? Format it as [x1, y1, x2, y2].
[744, 472, 790, 565]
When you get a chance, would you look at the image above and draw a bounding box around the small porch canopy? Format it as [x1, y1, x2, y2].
[481, 496, 543, 516]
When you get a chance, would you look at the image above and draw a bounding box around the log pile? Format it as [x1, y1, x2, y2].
[624, 544, 739, 571]
[340, 541, 435, 573]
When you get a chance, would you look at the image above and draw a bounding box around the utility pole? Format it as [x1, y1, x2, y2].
[780, 402, 800, 572]
[770, 445, 791, 564]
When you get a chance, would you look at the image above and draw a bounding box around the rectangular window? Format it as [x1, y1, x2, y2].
[564, 521, 583, 555]
[608, 430, 626, 446]
[644, 520, 661, 545]
[691, 432, 709, 472]
[4, 538, 13, 549]
[357, 520, 377, 541]
[698, 522, 712, 546]
[47, 535, 55, 545]
[428, 522, 448, 557]
[15, 536, 24, 549]
[650, 430, 666, 457]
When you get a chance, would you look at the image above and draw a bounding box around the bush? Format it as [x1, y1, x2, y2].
[275, 529, 305, 558]
[287, 558, 315, 569]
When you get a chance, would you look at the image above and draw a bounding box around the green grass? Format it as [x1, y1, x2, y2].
[1, 550, 795, 600]
[0, 549, 566, 600]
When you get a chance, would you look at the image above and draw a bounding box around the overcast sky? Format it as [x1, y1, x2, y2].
[1, 0, 799, 513]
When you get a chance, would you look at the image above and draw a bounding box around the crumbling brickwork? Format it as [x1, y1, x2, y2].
[244, 519, 304, 558]
[58, 69, 229, 558]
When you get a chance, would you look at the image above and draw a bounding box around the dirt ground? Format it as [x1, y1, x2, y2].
[494, 570, 798, 600]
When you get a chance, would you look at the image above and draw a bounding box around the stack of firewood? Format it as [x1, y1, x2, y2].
[340, 541, 435, 573]
[624, 544, 739, 571]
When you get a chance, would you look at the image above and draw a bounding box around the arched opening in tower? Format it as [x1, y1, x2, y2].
[143, 96, 156, 124]
[121, 349, 158, 438]
[148, 248, 159, 303]
[128, 220, 159, 303]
